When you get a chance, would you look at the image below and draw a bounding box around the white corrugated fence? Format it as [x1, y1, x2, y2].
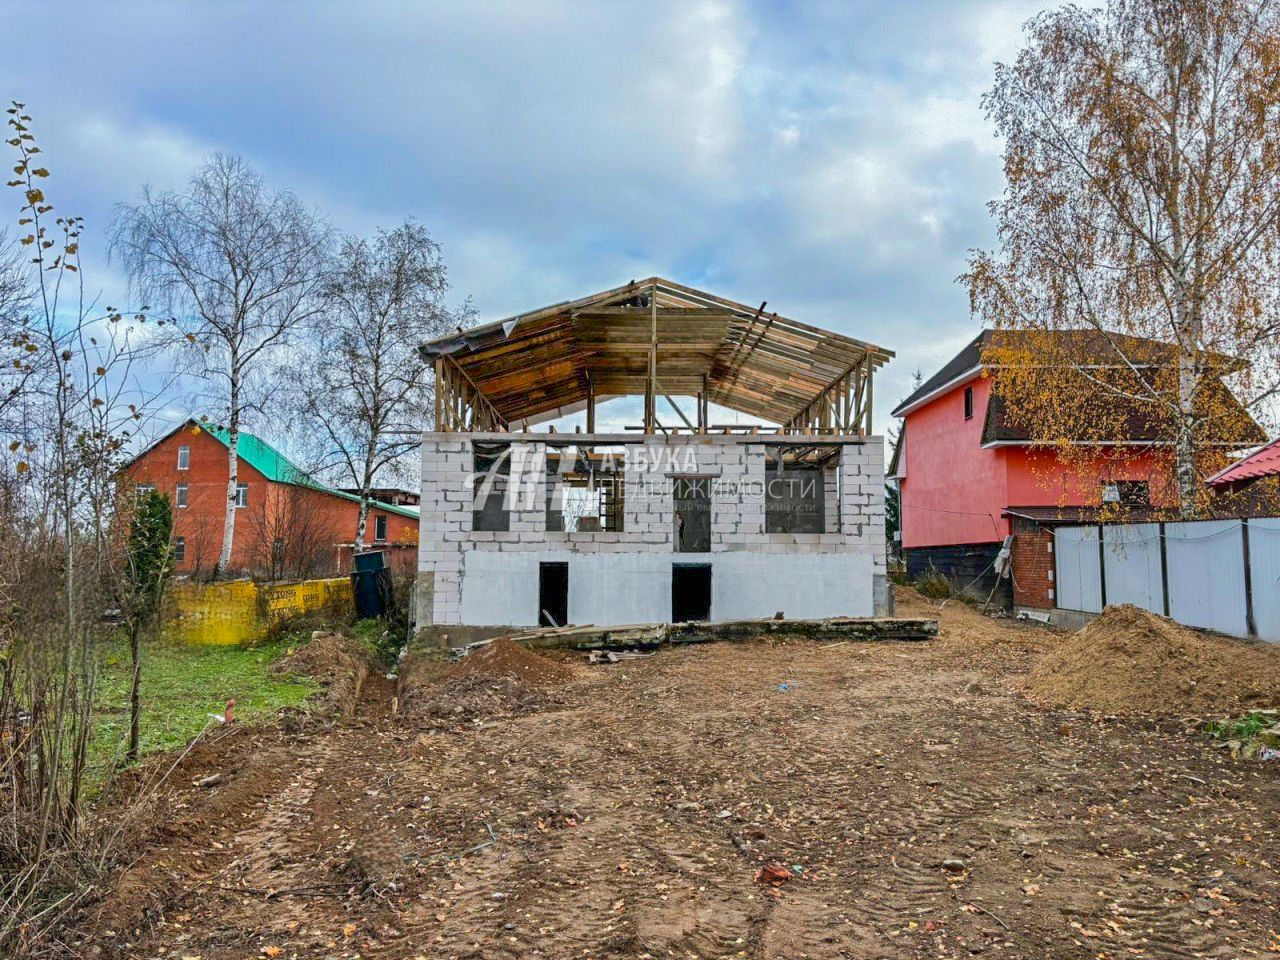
[1052, 517, 1280, 643]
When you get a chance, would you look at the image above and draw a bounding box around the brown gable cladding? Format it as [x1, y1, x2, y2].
[896, 328, 1263, 448]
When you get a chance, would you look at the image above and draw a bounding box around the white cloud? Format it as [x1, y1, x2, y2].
[0, 0, 1041, 434]
[69, 115, 207, 196]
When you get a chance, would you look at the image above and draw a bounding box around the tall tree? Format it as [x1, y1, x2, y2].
[965, 0, 1280, 518]
[112, 155, 331, 574]
[301, 220, 462, 550]
[119, 490, 173, 763]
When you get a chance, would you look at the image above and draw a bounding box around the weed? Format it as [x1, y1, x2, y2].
[350, 617, 403, 666]
[1203, 709, 1277, 743]
[915, 564, 954, 599]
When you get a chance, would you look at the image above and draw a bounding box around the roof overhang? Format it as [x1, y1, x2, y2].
[981, 439, 1252, 450]
[891, 365, 983, 418]
[422, 277, 893, 427]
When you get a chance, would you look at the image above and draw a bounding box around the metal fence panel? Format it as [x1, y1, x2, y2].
[1165, 520, 1248, 637]
[1102, 523, 1164, 615]
[1054, 525, 1103, 613]
[1248, 519, 1280, 643]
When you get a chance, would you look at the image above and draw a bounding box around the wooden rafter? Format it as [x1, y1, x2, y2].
[434, 354, 508, 433]
[420, 276, 892, 433]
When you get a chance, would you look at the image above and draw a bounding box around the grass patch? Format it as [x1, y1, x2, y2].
[1203, 710, 1280, 760]
[349, 617, 403, 666]
[93, 636, 317, 769]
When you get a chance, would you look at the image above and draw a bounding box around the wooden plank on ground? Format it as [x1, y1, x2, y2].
[503, 617, 939, 651]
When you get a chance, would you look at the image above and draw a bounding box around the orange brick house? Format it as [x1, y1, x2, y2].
[122, 420, 419, 578]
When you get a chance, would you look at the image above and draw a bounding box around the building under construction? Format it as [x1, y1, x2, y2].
[416, 277, 893, 635]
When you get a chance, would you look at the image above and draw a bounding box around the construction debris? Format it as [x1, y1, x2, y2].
[511, 615, 938, 652]
[585, 649, 656, 664]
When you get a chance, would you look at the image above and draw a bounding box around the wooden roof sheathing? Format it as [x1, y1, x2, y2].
[420, 277, 894, 426]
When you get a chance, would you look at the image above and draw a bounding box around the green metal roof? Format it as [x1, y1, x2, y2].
[199, 422, 420, 520]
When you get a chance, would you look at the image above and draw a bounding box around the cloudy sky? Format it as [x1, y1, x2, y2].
[0, 0, 1044, 438]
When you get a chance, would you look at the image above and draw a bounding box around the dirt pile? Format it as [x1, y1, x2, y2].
[398, 637, 576, 726]
[894, 583, 1047, 665]
[273, 633, 369, 717]
[1024, 604, 1280, 715]
[446, 636, 577, 686]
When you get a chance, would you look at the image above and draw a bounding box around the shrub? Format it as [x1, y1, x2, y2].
[914, 564, 954, 599]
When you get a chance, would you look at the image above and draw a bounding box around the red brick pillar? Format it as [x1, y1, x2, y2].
[1010, 518, 1055, 610]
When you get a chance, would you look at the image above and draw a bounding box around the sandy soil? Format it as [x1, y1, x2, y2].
[92, 591, 1280, 959]
[1023, 603, 1280, 715]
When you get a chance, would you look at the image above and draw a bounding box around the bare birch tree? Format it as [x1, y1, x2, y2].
[965, 0, 1280, 518]
[111, 155, 331, 574]
[301, 221, 461, 550]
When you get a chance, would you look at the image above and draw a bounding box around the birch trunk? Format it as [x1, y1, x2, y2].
[353, 444, 376, 552]
[218, 426, 239, 574]
[354, 494, 370, 553]
[1175, 334, 1200, 518]
[218, 368, 241, 576]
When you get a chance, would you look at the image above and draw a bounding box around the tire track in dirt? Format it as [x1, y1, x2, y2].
[103, 606, 1280, 960]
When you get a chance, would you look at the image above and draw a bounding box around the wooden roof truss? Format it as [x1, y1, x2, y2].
[423, 277, 893, 435]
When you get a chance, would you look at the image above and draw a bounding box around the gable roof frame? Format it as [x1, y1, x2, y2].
[421, 276, 894, 431]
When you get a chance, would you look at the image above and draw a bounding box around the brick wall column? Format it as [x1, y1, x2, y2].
[1010, 518, 1055, 609]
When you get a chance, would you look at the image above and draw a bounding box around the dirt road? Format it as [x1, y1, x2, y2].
[98, 594, 1280, 959]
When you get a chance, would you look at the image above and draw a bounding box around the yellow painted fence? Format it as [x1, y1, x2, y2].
[168, 577, 353, 645]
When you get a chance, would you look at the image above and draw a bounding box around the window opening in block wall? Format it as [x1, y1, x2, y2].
[763, 445, 838, 534]
[673, 476, 712, 552]
[545, 445, 626, 533]
[472, 441, 511, 532]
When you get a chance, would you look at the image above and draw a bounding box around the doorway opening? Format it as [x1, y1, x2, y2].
[539, 561, 569, 627]
[672, 563, 712, 622]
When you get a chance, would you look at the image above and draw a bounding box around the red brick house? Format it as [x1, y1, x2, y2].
[890, 330, 1263, 611]
[122, 420, 419, 578]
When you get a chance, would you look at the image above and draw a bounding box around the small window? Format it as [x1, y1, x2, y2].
[177, 445, 190, 470]
[135, 483, 156, 501]
[375, 514, 388, 541]
[1102, 480, 1149, 506]
[175, 482, 188, 508]
[547, 471, 625, 533]
[235, 482, 249, 508]
[963, 386, 974, 420]
[173, 536, 185, 563]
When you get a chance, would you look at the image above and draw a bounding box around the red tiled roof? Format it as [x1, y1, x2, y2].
[1207, 437, 1280, 490]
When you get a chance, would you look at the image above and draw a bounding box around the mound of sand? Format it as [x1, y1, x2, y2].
[1023, 604, 1280, 715]
[273, 633, 369, 716]
[398, 637, 575, 727]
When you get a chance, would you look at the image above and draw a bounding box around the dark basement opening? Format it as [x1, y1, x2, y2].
[672, 563, 712, 622]
[539, 561, 569, 627]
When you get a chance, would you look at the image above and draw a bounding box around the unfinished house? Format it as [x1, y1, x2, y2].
[416, 278, 893, 638]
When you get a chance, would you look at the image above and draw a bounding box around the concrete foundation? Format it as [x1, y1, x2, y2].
[1046, 606, 1096, 631]
[418, 432, 889, 628]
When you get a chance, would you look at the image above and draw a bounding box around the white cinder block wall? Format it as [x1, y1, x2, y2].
[417, 433, 888, 630]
